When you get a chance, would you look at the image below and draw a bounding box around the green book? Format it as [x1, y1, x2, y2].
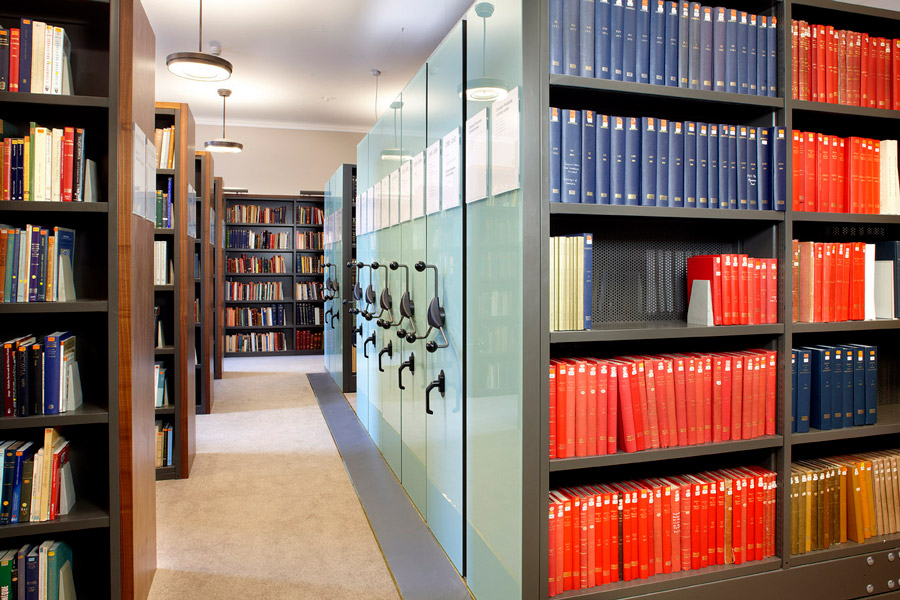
[18, 456, 33, 523]
[155, 190, 163, 228]
[0, 548, 16, 598]
[48, 541, 72, 600]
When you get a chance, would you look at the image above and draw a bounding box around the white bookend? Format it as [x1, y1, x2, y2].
[66, 362, 82, 412]
[57, 255, 76, 302]
[58, 560, 76, 600]
[864, 244, 876, 320]
[58, 461, 76, 515]
[687, 279, 715, 326]
[874, 261, 895, 319]
[83, 159, 98, 202]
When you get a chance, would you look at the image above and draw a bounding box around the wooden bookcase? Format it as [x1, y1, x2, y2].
[213, 176, 225, 380]
[153, 102, 195, 480]
[193, 152, 214, 414]
[223, 193, 325, 356]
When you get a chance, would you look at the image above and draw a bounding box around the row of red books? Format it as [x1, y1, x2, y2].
[791, 131, 899, 214]
[549, 350, 777, 460]
[548, 467, 777, 596]
[686, 254, 778, 326]
[296, 329, 322, 351]
[791, 21, 900, 109]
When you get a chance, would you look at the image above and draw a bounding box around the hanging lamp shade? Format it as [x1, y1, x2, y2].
[460, 3, 509, 102]
[205, 89, 243, 153]
[166, 0, 233, 82]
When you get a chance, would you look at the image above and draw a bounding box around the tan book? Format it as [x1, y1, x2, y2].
[838, 464, 848, 543]
[790, 472, 799, 555]
[39, 428, 61, 521]
[575, 235, 584, 331]
[798, 241, 816, 322]
[847, 462, 866, 542]
[863, 460, 876, 539]
[873, 455, 886, 536]
[167, 125, 175, 169]
[550, 238, 556, 331]
[154, 128, 163, 168]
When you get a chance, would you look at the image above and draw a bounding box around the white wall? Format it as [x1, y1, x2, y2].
[196, 124, 363, 194]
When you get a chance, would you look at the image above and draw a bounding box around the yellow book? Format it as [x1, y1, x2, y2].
[847, 463, 865, 543]
[39, 427, 61, 521]
[23, 136, 29, 201]
[790, 472, 799, 555]
[862, 460, 875, 539]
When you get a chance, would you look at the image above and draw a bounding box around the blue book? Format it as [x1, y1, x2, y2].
[736, 126, 748, 209]
[772, 127, 787, 210]
[596, 0, 612, 79]
[767, 16, 777, 96]
[561, 109, 582, 202]
[664, 2, 679, 86]
[17, 544, 32, 600]
[712, 7, 726, 92]
[747, 14, 758, 95]
[43, 331, 70, 415]
[25, 547, 38, 600]
[699, 5, 713, 90]
[550, 108, 562, 202]
[167, 426, 174, 465]
[668, 121, 685, 207]
[9, 442, 33, 524]
[0, 442, 21, 524]
[725, 9, 738, 93]
[640, 117, 658, 205]
[838, 346, 855, 429]
[597, 114, 611, 204]
[583, 234, 593, 329]
[791, 350, 798, 433]
[611, 0, 625, 80]
[688, 2, 701, 89]
[677, 1, 690, 87]
[707, 124, 719, 208]
[697, 123, 709, 208]
[623, 0, 638, 82]
[757, 127, 772, 210]
[725, 125, 736, 209]
[624, 117, 642, 205]
[580, 0, 595, 77]
[563, 0, 580, 75]
[796, 349, 811, 433]
[808, 346, 833, 430]
[20, 19, 32, 93]
[737, 12, 749, 94]
[683, 121, 697, 208]
[582, 110, 597, 203]
[656, 119, 670, 206]
[610, 116, 626, 205]
[820, 346, 843, 429]
[849, 346, 865, 425]
[747, 127, 758, 209]
[636, 0, 651, 85]
[859, 345, 877, 425]
[550, 0, 564, 74]
[757, 15, 768, 96]
[649, 0, 666, 85]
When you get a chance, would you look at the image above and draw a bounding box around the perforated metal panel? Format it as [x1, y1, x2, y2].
[879, 347, 899, 407]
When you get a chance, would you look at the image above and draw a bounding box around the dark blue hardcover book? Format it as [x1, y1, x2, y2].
[596, 0, 612, 79]
[757, 127, 772, 210]
[636, 0, 651, 84]
[624, 116, 642, 205]
[773, 127, 787, 210]
[736, 126, 748, 209]
[597, 114, 611, 204]
[767, 16, 777, 96]
[9, 442, 33, 523]
[550, 0, 564, 74]
[708, 124, 719, 208]
[860, 345, 877, 425]
[747, 14, 758, 95]
[25, 548, 38, 600]
[819, 346, 842, 429]
[20, 19, 32, 93]
[550, 108, 562, 203]
[697, 123, 709, 208]
[610, 116, 626, 205]
[623, 0, 638, 82]
[677, 1, 690, 87]
[838, 346, 855, 428]
[850, 346, 865, 425]
[737, 12, 749, 94]
[725, 9, 738, 93]
[683, 121, 697, 208]
[808, 346, 833, 430]
[656, 119, 670, 206]
[668, 121, 685, 207]
[580, 0, 595, 76]
[649, 0, 666, 85]
[561, 109, 582, 203]
[0, 29, 8, 92]
[747, 127, 758, 209]
[797, 348, 812, 433]
[791, 350, 798, 433]
[582, 110, 597, 203]
[0, 442, 21, 524]
[757, 15, 767, 96]
[725, 125, 737, 209]
[563, 0, 580, 75]
[640, 117, 658, 205]
[17, 544, 32, 600]
[665, 1, 679, 86]
[712, 7, 727, 92]
[688, 2, 701, 89]
[875, 241, 900, 318]
[611, 0, 625, 80]
[584, 233, 593, 329]
[699, 5, 713, 90]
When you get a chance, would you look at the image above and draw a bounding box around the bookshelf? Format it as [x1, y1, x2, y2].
[0, 1, 159, 597]
[153, 102, 196, 480]
[193, 151, 215, 415]
[224, 193, 325, 356]
[213, 176, 225, 380]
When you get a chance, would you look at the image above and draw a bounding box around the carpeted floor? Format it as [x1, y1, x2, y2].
[147, 356, 400, 600]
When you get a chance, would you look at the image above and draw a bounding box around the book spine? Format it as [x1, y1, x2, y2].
[757, 128, 771, 211]
[624, 117, 641, 206]
[712, 8, 726, 92]
[561, 110, 582, 203]
[699, 6, 713, 90]
[597, 115, 611, 205]
[584, 235, 593, 330]
[623, 0, 638, 82]
[737, 12, 749, 94]
[697, 124, 708, 208]
[0, 446, 15, 524]
[596, 0, 611, 79]
[747, 15, 757, 95]
[708, 125, 719, 208]
[611, 0, 625, 81]
[563, 0, 580, 76]
[61, 128, 74, 202]
[757, 17, 767, 96]
[664, 1, 678, 86]
[9, 28, 20, 93]
[550, 0, 563, 74]
[42, 336, 59, 415]
[677, 1, 690, 87]
[747, 128, 759, 209]
[0, 30, 8, 92]
[636, 0, 651, 85]
[649, 0, 665, 85]
[767, 17, 777, 97]
[550, 108, 562, 203]
[641, 117, 657, 206]
[668, 122, 684, 207]
[725, 11, 738, 94]
[582, 110, 597, 204]
[688, 2, 701, 89]
[27, 346, 40, 416]
[610, 117, 626, 205]
[580, 0, 595, 77]
[656, 121, 669, 206]
[19, 20, 31, 93]
[683, 122, 697, 208]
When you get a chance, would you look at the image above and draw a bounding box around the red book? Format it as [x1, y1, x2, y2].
[612, 484, 632, 581]
[877, 38, 887, 109]
[825, 26, 835, 103]
[574, 361, 588, 457]
[605, 488, 620, 582]
[566, 362, 577, 456]
[577, 489, 596, 588]
[737, 255, 749, 325]
[556, 362, 568, 457]
[666, 479, 682, 573]
[745, 469, 766, 560]
[558, 491, 577, 588]
[686, 255, 723, 325]
[549, 498, 558, 596]
[863, 139, 872, 213]
[628, 487, 640, 578]
[703, 478, 715, 566]
[636, 485, 651, 579]
[847, 137, 862, 213]
[758, 260, 767, 325]
[893, 39, 900, 110]
[799, 22, 811, 101]
[839, 30, 848, 104]
[649, 483, 663, 576]
[766, 258, 777, 323]
[729, 353, 744, 440]
[747, 258, 757, 324]
[791, 20, 800, 100]
[816, 133, 828, 211]
[9, 29, 19, 93]
[835, 137, 846, 213]
[754, 354, 765, 437]
[804, 132, 817, 211]
[722, 254, 734, 324]
[816, 25, 827, 102]
[720, 355, 733, 441]
[550, 362, 558, 459]
[631, 360, 651, 450]
[607, 364, 618, 454]
[49, 441, 69, 521]
[850, 241, 865, 320]
[792, 131, 804, 210]
[683, 357, 699, 445]
[660, 359, 678, 448]
[690, 479, 705, 569]
[813, 243, 824, 322]
[594, 361, 609, 455]
[615, 362, 639, 453]
[741, 353, 755, 439]
[711, 475, 727, 565]
[657, 481, 672, 574]
[668, 356, 689, 446]
[734, 472, 748, 564]
[644, 359, 664, 448]
[868, 35, 878, 108]
[840, 243, 852, 321]
[765, 351, 776, 435]
[823, 242, 834, 321]
[830, 28, 840, 103]
[861, 33, 870, 108]
[712, 356, 723, 442]
[873, 140, 881, 214]
[62, 127, 75, 202]
[595, 489, 612, 584]
[585, 361, 598, 456]
[811, 25, 820, 101]
[828, 134, 839, 211]
[700, 355, 712, 443]
[584, 487, 604, 585]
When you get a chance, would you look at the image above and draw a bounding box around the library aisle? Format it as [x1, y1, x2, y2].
[147, 356, 399, 600]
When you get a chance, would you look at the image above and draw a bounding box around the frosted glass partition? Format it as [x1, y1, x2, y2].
[355, 134, 371, 432]
[323, 168, 344, 389]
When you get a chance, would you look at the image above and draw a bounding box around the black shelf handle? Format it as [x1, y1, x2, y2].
[425, 370, 445, 415]
[329, 310, 339, 329]
[351, 325, 362, 347]
[398, 352, 415, 390]
[378, 340, 393, 372]
[363, 332, 375, 358]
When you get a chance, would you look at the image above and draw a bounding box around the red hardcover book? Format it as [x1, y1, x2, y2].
[656, 481, 672, 574]
[710, 475, 727, 565]
[834, 243, 845, 320]
[703, 477, 715, 566]
[701, 355, 712, 443]
[666, 479, 682, 572]
[839, 30, 848, 105]
[804, 132, 817, 211]
[868, 35, 878, 108]
[618, 361, 646, 451]
[712, 356, 723, 442]
[648, 483, 663, 576]
[747, 258, 757, 325]
[549, 362, 558, 459]
[729, 353, 744, 440]
[737, 255, 748, 324]
[566, 362, 577, 456]
[841, 243, 852, 320]
[753, 354, 765, 437]
[607, 363, 618, 454]
[813, 243, 824, 322]
[861, 33, 870, 107]
[850, 241, 865, 320]
[48, 441, 68, 522]
[816, 25, 827, 101]
[847, 137, 862, 213]
[825, 26, 835, 103]
[692, 478, 707, 569]
[550, 491, 572, 590]
[577, 488, 596, 588]
[722, 254, 734, 325]
[555, 362, 567, 457]
[743, 472, 757, 561]
[743, 468, 766, 560]
[663, 359, 678, 447]
[873, 140, 881, 214]
[894, 39, 900, 110]
[835, 137, 846, 213]
[62, 127, 75, 202]
[862, 139, 871, 213]
[612, 484, 633, 581]
[799, 22, 811, 100]
[792, 131, 804, 210]
[607, 488, 621, 582]
[765, 351, 777, 435]
[766, 258, 777, 323]
[720, 354, 733, 441]
[575, 361, 587, 457]
[594, 488, 611, 584]
[585, 487, 605, 585]
[829, 135, 840, 211]
[593, 361, 609, 455]
[683, 357, 699, 445]
[823, 242, 834, 321]
[811, 25, 820, 101]
[644, 359, 666, 448]
[791, 20, 800, 100]
[585, 361, 598, 456]
[758, 260, 767, 325]
[816, 134, 829, 211]
[877, 38, 887, 109]
[667, 356, 689, 446]
[636, 485, 651, 579]
[614, 362, 639, 453]
[549, 498, 558, 596]
[741, 353, 755, 439]
[631, 359, 653, 449]
[9, 29, 19, 92]
[686, 255, 723, 325]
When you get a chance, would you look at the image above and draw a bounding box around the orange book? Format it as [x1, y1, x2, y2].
[549, 498, 557, 596]
[566, 362, 577, 456]
[654, 358, 679, 448]
[712, 356, 723, 442]
[816, 134, 829, 211]
[813, 243, 825, 322]
[738, 255, 749, 324]
[628, 361, 648, 451]
[873, 140, 881, 214]
[645, 359, 666, 448]
[614, 361, 638, 453]
[632, 359, 657, 449]
[667, 479, 683, 572]
[549, 362, 558, 460]
[850, 242, 865, 320]
[805, 132, 818, 211]
[792, 130, 805, 210]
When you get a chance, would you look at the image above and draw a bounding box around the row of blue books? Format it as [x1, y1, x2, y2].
[791, 345, 878, 434]
[550, 0, 778, 97]
[550, 108, 787, 209]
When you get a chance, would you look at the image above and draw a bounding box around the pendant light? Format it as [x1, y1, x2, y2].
[381, 100, 412, 161]
[205, 89, 243, 153]
[166, 0, 233, 82]
[464, 2, 508, 102]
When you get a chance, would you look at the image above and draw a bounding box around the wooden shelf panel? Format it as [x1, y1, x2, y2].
[154, 285, 174, 292]
[154, 346, 175, 355]
[0, 499, 109, 539]
[0, 301, 107, 314]
[791, 405, 900, 445]
[156, 466, 177, 481]
[0, 201, 108, 213]
[0, 404, 108, 430]
[791, 319, 900, 334]
[551, 203, 785, 221]
[551, 323, 784, 343]
[155, 406, 175, 415]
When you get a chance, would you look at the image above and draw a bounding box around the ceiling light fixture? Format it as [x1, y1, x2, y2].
[166, 0, 233, 81]
[381, 100, 408, 161]
[464, 3, 509, 102]
[204, 89, 243, 153]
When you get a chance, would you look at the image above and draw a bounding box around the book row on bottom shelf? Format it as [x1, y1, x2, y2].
[154, 420, 173, 468]
[225, 331, 287, 354]
[3, 333, 82, 418]
[296, 330, 322, 351]
[0, 226, 76, 304]
[0, 540, 75, 600]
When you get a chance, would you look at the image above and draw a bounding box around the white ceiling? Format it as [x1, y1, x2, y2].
[142, 0, 475, 133]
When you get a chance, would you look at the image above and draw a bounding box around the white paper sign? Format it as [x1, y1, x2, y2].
[380, 175, 391, 227]
[389, 169, 400, 226]
[441, 128, 461, 210]
[374, 181, 383, 230]
[132, 124, 146, 218]
[400, 161, 412, 222]
[465, 108, 488, 204]
[367, 186, 374, 233]
[491, 86, 521, 196]
[426, 141, 441, 215]
[411, 152, 425, 219]
[145, 137, 156, 222]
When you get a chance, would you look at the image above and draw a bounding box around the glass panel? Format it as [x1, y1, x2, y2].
[355, 135, 371, 432]
[324, 167, 344, 389]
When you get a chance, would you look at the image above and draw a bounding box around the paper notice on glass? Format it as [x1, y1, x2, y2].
[400, 161, 412, 222]
[132, 124, 146, 217]
[390, 169, 400, 226]
[491, 86, 521, 196]
[367, 187, 375, 233]
[380, 175, 391, 227]
[145, 137, 156, 222]
[441, 128, 461, 210]
[374, 181, 383, 230]
[465, 108, 488, 204]
[411, 151, 425, 219]
[426, 141, 441, 215]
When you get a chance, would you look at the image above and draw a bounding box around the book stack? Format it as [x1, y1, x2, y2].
[155, 176, 174, 227]
[296, 205, 324, 225]
[153, 241, 171, 286]
[296, 281, 324, 301]
[225, 305, 286, 327]
[791, 451, 900, 555]
[3, 540, 76, 599]
[153, 362, 169, 408]
[791, 132, 900, 214]
[791, 345, 877, 434]
[550, 109, 787, 209]
[226, 254, 287, 274]
[296, 254, 324, 275]
[550, 349, 776, 459]
[2, 333, 82, 418]
[687, 254, 778, 325]
[792, 240, 898, 323]
[225, 280, 284, 302]
[296, 303, 323, 326]
[548, 466, 776, 595]
[0, 226, 75, 303]
[225, 331, 287, 353]
[295, 230, 323, 250]
[550, 234, 592, 331]
[193, 298, 199, 321]
[225, 204, 286, 224]
[153, 126, 175, 169]
[226, 229, 290, 250]
[791, 22, 900, 109]
[296, 330, 323, 351]
[0, 19, 73, 95]
[154, 420, 173, 467]
[549, 0, 778, 95]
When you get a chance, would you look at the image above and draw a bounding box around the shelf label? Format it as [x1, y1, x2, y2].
[132, 123, 147, 219]
[465, 108, 488, 204]
[426, 140, 441, 215]
[390, 168, 400, 226]
[491, 86, 521, 196]
[400, 160, 412, 223]
[441, 127, 461, 210]
[411, 151, 425, 220]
